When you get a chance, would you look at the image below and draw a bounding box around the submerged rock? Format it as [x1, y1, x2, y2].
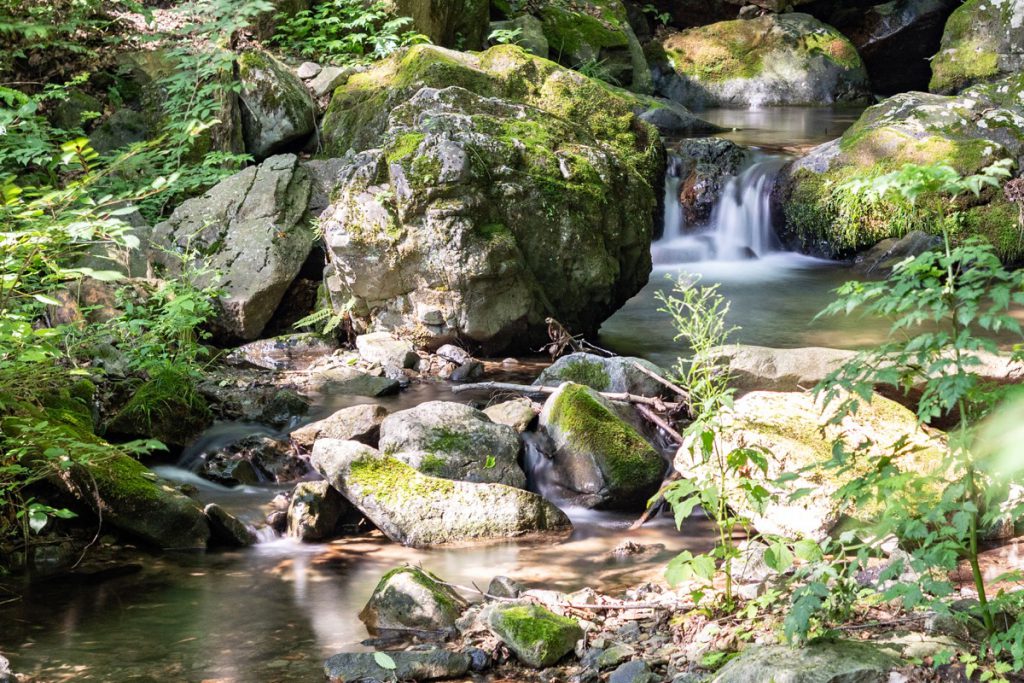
[655, 13, 871, 107]
[712, 640, 898, 682]
[487, 602, 583, 668]
[290, 403, 388, 449]
[360, 566, 469, 636]
[310, 440, 572, 547]
[535, 353, 672, 398]
[378, 401, 526, 487]
[237, 49, 316, 159]
[929, 0, 1024, 94]
[324, 648, 471, 682]
[539, 383, 664, 510]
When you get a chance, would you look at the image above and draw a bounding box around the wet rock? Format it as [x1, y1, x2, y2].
[487, 575, 524, 599]
[378, 401, 526, 487]
[853, 231, 944, 278]
[259, 389, 309, 428]
[930, 0, 1024, 94]
[609, 660, 657, 683]
[356, 332, 420, 369]
[535, 353, 672, 398]
[287, 481, 351, 541]
[0, 654, 14, 683]
[324, 648, 471, 682]
[435, 344, 484, 380]
[151, 154, 314, 340]
[237, 49, 316, 159]
[360, 566, 469, 636]
[290, 403, 388, 449]
[202, 435, 310, 485]
[105, 368, 213, 448]
[539, 383, 664, 510]
[594, 644, 636, 669]
[483, 398, 537, 433]
[655, 13, 871, 107]
[465, 647, 490, 671]
[635, 96, 722, 136]
[267, 509, 288, 533]
[308, 65, 355, 98]
[487, 602, 583, 668]
[602, 541, 666, 563]
[673, 138, 748, 226]
[205, 503, 258, 547]
[309, 367, 401, 397]
[227, 333, 338, 371]
[311, 440, 572, 547]
[712, 640, 897, 682]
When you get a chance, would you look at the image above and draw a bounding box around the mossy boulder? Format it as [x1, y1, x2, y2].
[929, 0, 1024, 95]
[310, 439, 572, 546]
[359, 566, 469, 636]
[539, 383, 665, 510]
[675, 390, 947, 540]
[104, 367, 213, 448]
[712, 640, 898, 682]
[535, 352, 673, 397]
[487, 602, 583, 668]
[776, 74, 1024, 260]
[655, 13, 871, 107]
[378, 401, 526, 487]
[318, 44, 664, 353]
[237, 49, 316, 159]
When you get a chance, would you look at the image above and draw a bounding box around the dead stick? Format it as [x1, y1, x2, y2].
[450, 381, 680, 410]
[636, 404, 684, 444]
[631, 361, 689, 401]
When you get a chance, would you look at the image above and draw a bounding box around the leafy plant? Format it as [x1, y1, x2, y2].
[488, 27, 523, 46]
[574, 57, 620, 86]
[641, 3, 672, 26]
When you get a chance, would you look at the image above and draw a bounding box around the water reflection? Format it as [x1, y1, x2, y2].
[697, 106, 865, 151]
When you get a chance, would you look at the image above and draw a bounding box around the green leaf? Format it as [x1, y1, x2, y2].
[373, 652, 396, 671]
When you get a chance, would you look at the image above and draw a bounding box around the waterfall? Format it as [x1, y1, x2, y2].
[652, 151, 784, 265]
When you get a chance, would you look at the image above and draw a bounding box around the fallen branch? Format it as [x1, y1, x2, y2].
[632, 362, 689, 402]
[450, 381, 680, 410]
[430, 573, 672, 612]
[636, 404, 684, 445]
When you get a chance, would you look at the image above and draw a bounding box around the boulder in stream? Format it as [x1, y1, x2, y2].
[287, 480, 352, 541]
[487, 602, 583, 668]
[204, 503, 258, 547]
[355, 332, 420, 369]
[310, 439, 572, 547]
[200, 434, 310, 485]
[359, 566, 469, 637]
[483, 398, 538, 433]
[535, 353, 672, 398]
[324, 648, 471, 682]
[290, 403, 388, 449]
[711, 640, 898, 682]
[378, 401, 526, 487]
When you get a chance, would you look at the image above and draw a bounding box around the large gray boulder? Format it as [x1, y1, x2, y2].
[324, 649, 471, 682]
[535, 353, 672, 397]
[539, 383, 665, 510]
[310, 439, 572, 547]
[359, 566, 469, 636]
[378, 401, 526, 487]
[712, 641, 898, 682]
[151, 154, 314, 340]
[237, 50, 316, 159]
[930, 0, 1024, 94]
[655, 13, 871, 107]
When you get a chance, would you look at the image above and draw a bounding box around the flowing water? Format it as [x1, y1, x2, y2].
[2, 108, 879, 682]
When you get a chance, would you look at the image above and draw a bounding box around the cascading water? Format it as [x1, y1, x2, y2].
[653, 151, 785, 265]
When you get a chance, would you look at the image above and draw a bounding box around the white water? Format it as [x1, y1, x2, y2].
[653, 151, 786, 265]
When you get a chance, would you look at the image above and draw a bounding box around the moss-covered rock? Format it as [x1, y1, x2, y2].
[310, 439, 572, 546]
[539, 383, 664, 510]
[929, 0, 1024, 95]
[776, 74, 1024, 260]
[487, 602, 583, 668]
[237, 49, 316, 159]
[534, 352, 673, 397]
[656, 13, 871, 107]
[104, 366, 212, 448]
[359, 566, 469, 636]
[675, 390, 947, 540]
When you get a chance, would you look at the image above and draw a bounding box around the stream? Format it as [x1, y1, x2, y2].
[3, 107, 880, 682]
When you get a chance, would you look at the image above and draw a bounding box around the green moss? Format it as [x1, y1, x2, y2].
[426, 426, 472, 453]
[555, 359, 611, 391]
[348, 454, 458, 505]
[419, 453, 448, 475]
[373, 566, 465, 618]
[106, 365, 211, 444]
[539, 3, 628, 58]
[928, 0, 1003, 93]
[489, 603, 582, 667]
[548, 383, 662, 498]
[385, 132, 425, 164]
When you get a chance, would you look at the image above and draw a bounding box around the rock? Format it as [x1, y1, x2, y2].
[535, 353, 673, 397]
[714, 345, 856, 394]
[853, 231, 944, 278]
[201, 435, 311, 485]
[483, 398, 538, 433]
[151, 154, 314, 341]
[105, 367, 213, 448]
[393, 0, 489, 50]
[296, 61, 321, 79]
[237, 49, 316, 159]
[310, 367, 402, 397]
[676, 391, 946, 539]
[307, 65, 356, 98]
[487, 602, 583, 668]
[287, 480, 350, 541]
[672, 138, 748, 226]
[74, 208, 154, 279]
[635, 96, 722, 135]
[359, 566, 469, 636]
[487, 575, 524, 598]
[930, 0, 1024, 94]
[727, 540, 779, 584]
[227, 333, 338, 371]
[204, 503, 258, 546]
[0, 654, 15, 683]
[259, 389, 309, 428]
[378, 401, 526, 487]
[777, 74, 1024, 260]
[655, 13, 871, 107]
[310, 440, 572, 546]
[356, 332, 420, 369]
[318, 45, 663, 354]
[711, 640, 898, 682]
[324, 648, 471, 682]
[290, 403, 388, 449]
[609, 660, 657, 683]
[539, 383, 665, 510]
[595, 644, 636, 669]
[490, 15, 548, 57]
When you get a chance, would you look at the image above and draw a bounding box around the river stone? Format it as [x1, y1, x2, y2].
[290, 404, 388, 449]
[360, 566, 469, 636]
[655, 13, 871, 107]
[307, 65, 355, 98]
[483, 398, 537, 433]
[204, 503, 258, 547]
[259, 389, 310, 429]
[150, 154, 314, 340]
[609, 660, 658, 683]
[535, 353, 672, 398]
[539, 383, 665, 510]
[487, 575, 524, 599]
[309, 366, 402, 397]
[711, 640, 898, 682]
[287, 480, 350, 541]
[356, 332, 419, 369]
[676, 391, 947, 540]
[378, 401, 526, 487]
[318, 44, 662, 354]
[715, 345, 856, 395]
[853, 231, 944, 278]
[324, 648, 471, 682]
[227, 333, 338, 371]
[929, 0, 1024, 94]
[310, 440, 572, 547]
[201, 434, 310, 485]
[674, 137, 748, 226]
[296, 61, 321, 79]
[237, 49, 316, 159]
[487, 602, 583, 668]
